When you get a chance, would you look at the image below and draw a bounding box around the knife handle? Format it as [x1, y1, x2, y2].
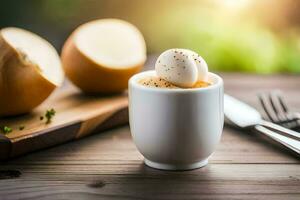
[260, 120, 300, 141]
[254, 125, 300, 155]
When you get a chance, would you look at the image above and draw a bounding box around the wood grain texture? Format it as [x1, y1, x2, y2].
[0, 126, 299, 200]
[0, 81, 129, 160]
[0, 64, 300, 199]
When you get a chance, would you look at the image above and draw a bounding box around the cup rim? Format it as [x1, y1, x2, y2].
[129, 70, 223, 93]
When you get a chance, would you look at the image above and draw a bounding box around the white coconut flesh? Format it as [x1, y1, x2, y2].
[1, 27, 64, 86]
[74, 19, 146, 69]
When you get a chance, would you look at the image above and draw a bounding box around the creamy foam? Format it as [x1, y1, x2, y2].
[138, 76, 211, 89]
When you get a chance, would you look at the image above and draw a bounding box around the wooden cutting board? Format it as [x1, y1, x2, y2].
[0, 81, 129, 160]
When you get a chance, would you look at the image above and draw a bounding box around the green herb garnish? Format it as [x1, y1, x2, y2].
[0, 126, 13, 134]
[45, 108, 56, 124]
[39, 108, 56, 124]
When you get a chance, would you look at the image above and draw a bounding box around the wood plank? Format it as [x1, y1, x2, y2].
[1, 126, 299, 166]
[222, 73, 300, 110]
[0, 164, 299, 200]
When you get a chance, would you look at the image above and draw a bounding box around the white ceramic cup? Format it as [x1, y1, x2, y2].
[129, 70, 224, 170]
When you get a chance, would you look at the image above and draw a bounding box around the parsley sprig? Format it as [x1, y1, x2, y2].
[0, 108, 56, 135]
[0, 126, 12, 134]
[40, 108, 56, 124]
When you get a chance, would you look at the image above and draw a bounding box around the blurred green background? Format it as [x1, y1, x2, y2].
[1, 0, 300, 73]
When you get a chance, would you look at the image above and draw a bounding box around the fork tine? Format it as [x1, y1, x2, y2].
[257, 93, 270, 121]
[275, 92, 300, 128]
[270, 91, 289, 122]
[258, 91, 300, 130]
[269, 91, 281, 117]
[257, 92, 278, 122]
[276, 92, 289, 113]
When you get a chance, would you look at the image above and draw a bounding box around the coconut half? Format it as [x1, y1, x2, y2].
[61, 19, 146, 93]
[0, 27, 64, 116]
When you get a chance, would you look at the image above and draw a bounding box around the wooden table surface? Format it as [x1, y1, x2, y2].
[0, 60, 300, 199]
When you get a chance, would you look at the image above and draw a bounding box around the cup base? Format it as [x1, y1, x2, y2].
[144, 159, 208, 171]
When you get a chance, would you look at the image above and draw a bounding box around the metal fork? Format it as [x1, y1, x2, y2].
[258, 91, 300, 130]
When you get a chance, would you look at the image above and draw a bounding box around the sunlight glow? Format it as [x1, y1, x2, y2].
[219, 0, 252, 10]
